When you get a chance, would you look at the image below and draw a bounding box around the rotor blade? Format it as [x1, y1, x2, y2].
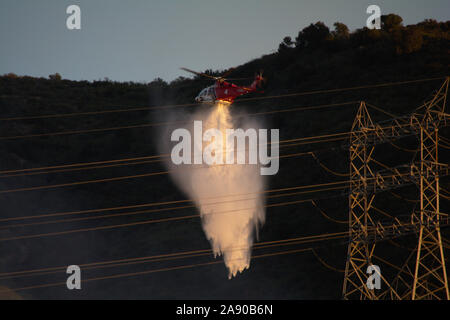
[180, 67, 217, 80]
[225, 77, 253, 81]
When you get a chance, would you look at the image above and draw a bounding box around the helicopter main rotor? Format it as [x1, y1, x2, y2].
[180, 67, 251, 82]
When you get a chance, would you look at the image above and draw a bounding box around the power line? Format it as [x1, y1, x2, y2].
[0, 153, 169, 176]
[0, 246, 319, 292]
[311, 248, 345, 273]
[0, 101, 358, 140]
[366, 102, 399, 119]
[0, 232, 349, 280]
[0, 143, 347, 196]
[0, 186, 347, 230]
[0, 170, 169, 194]
[0, 123, 413, 193]
[0, 141, 347, 179]
[0, 188, 350, 241]
[0, 76, 442, 122]
[387, 140, 418, 153]
[310, 200, 348, 224]
[238, 77, 445, 102]
[0, 135, 345, 178]
[2, 214, 442, 293]
[0, 120, 414, 181]
[0, 156, 413, 195]
[0, 172, 421, 239]
[0, 180, 349, 223]
[310, 152, 349, 177]
[0, 139, 351, 194]
[388, 191, 419, 203]
[0, 230, 360, 292]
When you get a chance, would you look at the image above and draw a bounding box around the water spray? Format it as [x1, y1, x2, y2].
[163, 102, 269, 278]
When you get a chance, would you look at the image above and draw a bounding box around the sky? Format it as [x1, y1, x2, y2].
[1, 0, 449, 82]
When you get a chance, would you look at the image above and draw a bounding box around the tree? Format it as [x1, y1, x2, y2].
[4, 73, 18, 78]
[170, 76, 188, 86]
[332, 22, 349, 39]
[395, 27, 423, 55]
[278, 36, 295, 53]
[418, 19, 439, 30]
[282, 36, 294, 47]
[295, 22, 330, 48]
[381, 14, 403, 32]
[148, 77, 168, 88]
[351, 27, 382, 47]
[49, 73, 62, 81]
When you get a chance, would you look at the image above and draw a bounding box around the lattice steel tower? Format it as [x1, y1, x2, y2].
[343, 77, 449, 300]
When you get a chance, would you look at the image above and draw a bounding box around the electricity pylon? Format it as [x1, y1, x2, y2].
[343, 77, 450, 300]
[342, 102, 392, 299]
[411, 77, 449, 300]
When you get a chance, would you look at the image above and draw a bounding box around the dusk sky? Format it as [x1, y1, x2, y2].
[1, 0, 449, 82]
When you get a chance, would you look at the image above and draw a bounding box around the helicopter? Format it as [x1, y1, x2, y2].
[180, 67, 265, 104]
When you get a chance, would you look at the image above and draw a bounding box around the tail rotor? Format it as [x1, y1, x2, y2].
[255, 70, 266, 88]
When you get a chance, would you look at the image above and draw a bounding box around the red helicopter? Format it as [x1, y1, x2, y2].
[181, 67, 265, 104]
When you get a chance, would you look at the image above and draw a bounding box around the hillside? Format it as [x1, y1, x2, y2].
[0, 14, 449, 299]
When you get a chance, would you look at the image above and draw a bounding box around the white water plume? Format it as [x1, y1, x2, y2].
[162, 102, 266, 278]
